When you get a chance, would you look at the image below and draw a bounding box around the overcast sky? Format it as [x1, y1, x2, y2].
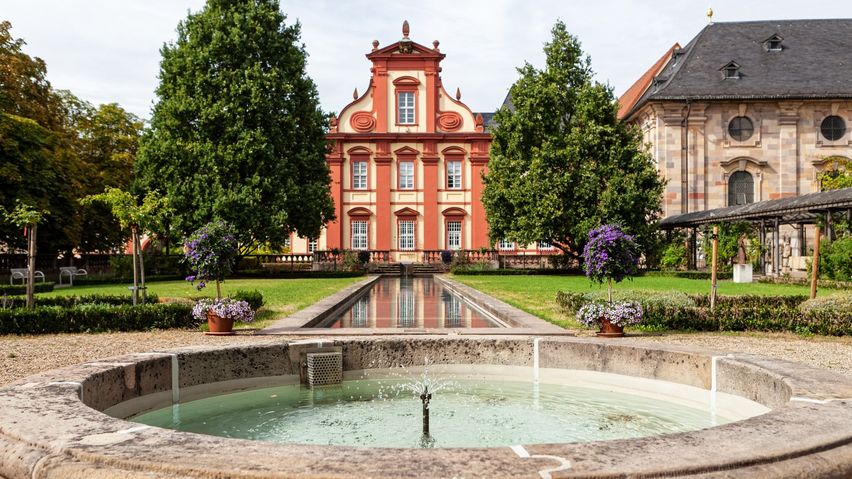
[4, 1, 852, 119]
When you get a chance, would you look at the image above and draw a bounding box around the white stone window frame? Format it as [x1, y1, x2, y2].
[308, 238, 318, 253]
[351, 220, 368, 250]
[498, 239, 515, 251]
[723, 105, 761, 148]
[538, 241, 554, 250]
[399, 161, 414, 190]
[720, 157, 766, 206]
[352, 161, 368, 189]
[398, 92, 415, 125]
[398, 220, 415, 251]
[815, 105, 851, 148]
[811, 156, 852, 190]
[447, 161, 462, 189]
[447, 220, 462, 250]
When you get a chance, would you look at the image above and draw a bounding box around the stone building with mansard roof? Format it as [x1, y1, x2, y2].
[619, 19, 852, 220]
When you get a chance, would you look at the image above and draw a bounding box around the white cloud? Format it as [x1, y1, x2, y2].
[4, 0, 851, 118]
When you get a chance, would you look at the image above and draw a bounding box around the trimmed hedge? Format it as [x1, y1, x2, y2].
[3, 294, 160, 309]
[557, 291, 852, 336]
[0, 283, 55, 295]
[70, 275, 183, 286]
[233, 290, 264, 310]
[235, 269, 365, 279]
[0, 303, 196, 335]
[452, 269, 583, 276]
[645, 271, 734, 280]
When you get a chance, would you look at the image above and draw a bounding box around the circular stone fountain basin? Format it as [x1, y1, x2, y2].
[1, 337, 851, 478]
[128, 367, 768, 448]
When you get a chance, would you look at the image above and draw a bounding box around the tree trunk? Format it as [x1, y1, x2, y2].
[136, 231, 147, 304]
[26, 224, 36, 308]
[131, 226, 139, 305]
[607, 277, 612, 303]
[215, 279, 222, 300]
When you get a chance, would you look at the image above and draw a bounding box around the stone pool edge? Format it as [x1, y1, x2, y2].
[260, 273, 570, 336]
[0, 337, 851, 478]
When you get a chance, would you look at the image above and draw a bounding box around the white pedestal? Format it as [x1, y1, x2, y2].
[733, 264, 753, 283]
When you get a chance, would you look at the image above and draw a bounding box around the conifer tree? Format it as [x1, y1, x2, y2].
[483, 21, 664, 260]
[136, 0, 335, 252]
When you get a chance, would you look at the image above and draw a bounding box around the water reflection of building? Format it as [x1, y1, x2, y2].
[338, 278, 495, 328]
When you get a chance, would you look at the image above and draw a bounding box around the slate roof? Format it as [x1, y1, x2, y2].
[617, 43, 680, 119]
[476, 90, 512, 130]
[625, 19, 852, 120]
[659, 187, 852, 228]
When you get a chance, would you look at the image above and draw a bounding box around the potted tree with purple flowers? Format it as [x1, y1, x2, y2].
[184, 221, 254, 335]
[580, 224, 643, 337]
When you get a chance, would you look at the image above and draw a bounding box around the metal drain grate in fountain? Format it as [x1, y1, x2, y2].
[306, 352, 342, 387]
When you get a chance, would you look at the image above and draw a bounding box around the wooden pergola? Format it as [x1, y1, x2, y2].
[659, 187, 852, 299]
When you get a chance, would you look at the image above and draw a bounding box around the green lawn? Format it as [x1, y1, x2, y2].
[41, 277, 364, 330]
[450, 274, 836, 329]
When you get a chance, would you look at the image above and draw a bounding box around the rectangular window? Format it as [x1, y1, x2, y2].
[498, 239, 515, 251]
[308, 238, 317, 253]
[538, 241, 553, 250]
[352, 221, 368, 250]
[398, 92, 415, 124]
[352, 161, 367, 189]
[398, 220, 415, 251]
[447, 161, 462, 189]
[399, 162, 414, 189]
[447, 221, 462, 250]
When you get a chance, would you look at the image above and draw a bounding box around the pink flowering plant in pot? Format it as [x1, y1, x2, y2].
[580, 224, 643, 336]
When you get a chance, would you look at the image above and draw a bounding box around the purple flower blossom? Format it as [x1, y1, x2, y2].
[184, 221, 238, 290]
[582, 224, 640, 285]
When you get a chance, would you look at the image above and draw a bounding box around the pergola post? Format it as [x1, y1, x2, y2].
[759, 220, 766, 274]
[825, 211, 833, 241]
[689, 227, 697, 270]
[710, 226, 718, 311]
[810, 225, 821, 299]
[772, 217, 780, 276]
[798, 223, 806, 256]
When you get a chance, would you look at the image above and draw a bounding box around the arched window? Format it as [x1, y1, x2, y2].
[728, 171, 754, 206]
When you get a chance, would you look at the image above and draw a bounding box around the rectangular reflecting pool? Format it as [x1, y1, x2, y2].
[316, 277, 504, 328]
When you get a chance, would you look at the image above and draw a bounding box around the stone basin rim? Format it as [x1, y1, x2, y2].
[0, 336, 850, 478]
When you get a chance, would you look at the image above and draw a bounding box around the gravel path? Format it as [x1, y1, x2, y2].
[621, 332, 852, 377]
[2, 330, 850, 386]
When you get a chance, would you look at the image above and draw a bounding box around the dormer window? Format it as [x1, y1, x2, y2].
[720, 61, 740, 80]
[763, 34, 784, 52]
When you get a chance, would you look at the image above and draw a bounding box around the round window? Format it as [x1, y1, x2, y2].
[728, 116, 754, 142]
[820, 116, 846, 141]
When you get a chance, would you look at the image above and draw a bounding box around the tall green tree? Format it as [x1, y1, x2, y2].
[482, 21, 664, 260]
[136, 0, 335, 253]
[0, 21, 77, 254]
[2, 22, 142, 255]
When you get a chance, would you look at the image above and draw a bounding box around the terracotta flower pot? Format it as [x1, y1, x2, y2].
[596, 318, 625, 338]
[206, 310, 235, 336]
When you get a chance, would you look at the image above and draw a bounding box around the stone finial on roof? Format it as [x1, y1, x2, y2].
[475, 113, 484, 132]
[433, 40, 440, 51]
[372, 40, 379, 51]
[402, 20, 410, 38]
[353, 88, 359, 100]
[329, 115, 338, 133]
[706, 6, 714, 24]
[456, 88, 461, 101]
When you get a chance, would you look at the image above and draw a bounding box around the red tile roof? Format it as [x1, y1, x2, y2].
[617, 43, 680, 120]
